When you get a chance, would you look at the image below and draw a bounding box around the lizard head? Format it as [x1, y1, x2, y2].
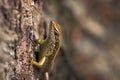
[49, 21, 62, 44]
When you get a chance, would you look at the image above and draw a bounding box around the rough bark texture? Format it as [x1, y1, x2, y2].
[0, 0, 43, 80]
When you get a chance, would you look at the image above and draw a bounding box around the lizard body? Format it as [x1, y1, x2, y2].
[31, 21, 62, 80]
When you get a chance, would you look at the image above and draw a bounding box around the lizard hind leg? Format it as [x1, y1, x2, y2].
[31, 57, 46, 68]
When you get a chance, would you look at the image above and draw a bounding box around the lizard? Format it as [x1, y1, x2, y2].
[31, 21, 62, 80]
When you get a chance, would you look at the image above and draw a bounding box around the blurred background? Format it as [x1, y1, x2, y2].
[0, 0, 120, 80]
[43, 0, 120, 80]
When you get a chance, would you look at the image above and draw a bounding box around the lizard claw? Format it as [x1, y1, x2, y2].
[30, 58, 34, 65]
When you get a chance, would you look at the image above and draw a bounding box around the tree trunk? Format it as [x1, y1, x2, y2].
[0, 0, 44, 80]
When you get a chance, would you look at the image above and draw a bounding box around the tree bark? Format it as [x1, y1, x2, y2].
[0, 0, 44, 80]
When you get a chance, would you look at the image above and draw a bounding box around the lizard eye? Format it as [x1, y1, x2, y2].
[54, 29, 58, 36]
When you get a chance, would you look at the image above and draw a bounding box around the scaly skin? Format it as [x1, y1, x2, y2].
[31, 21, 62, 80]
